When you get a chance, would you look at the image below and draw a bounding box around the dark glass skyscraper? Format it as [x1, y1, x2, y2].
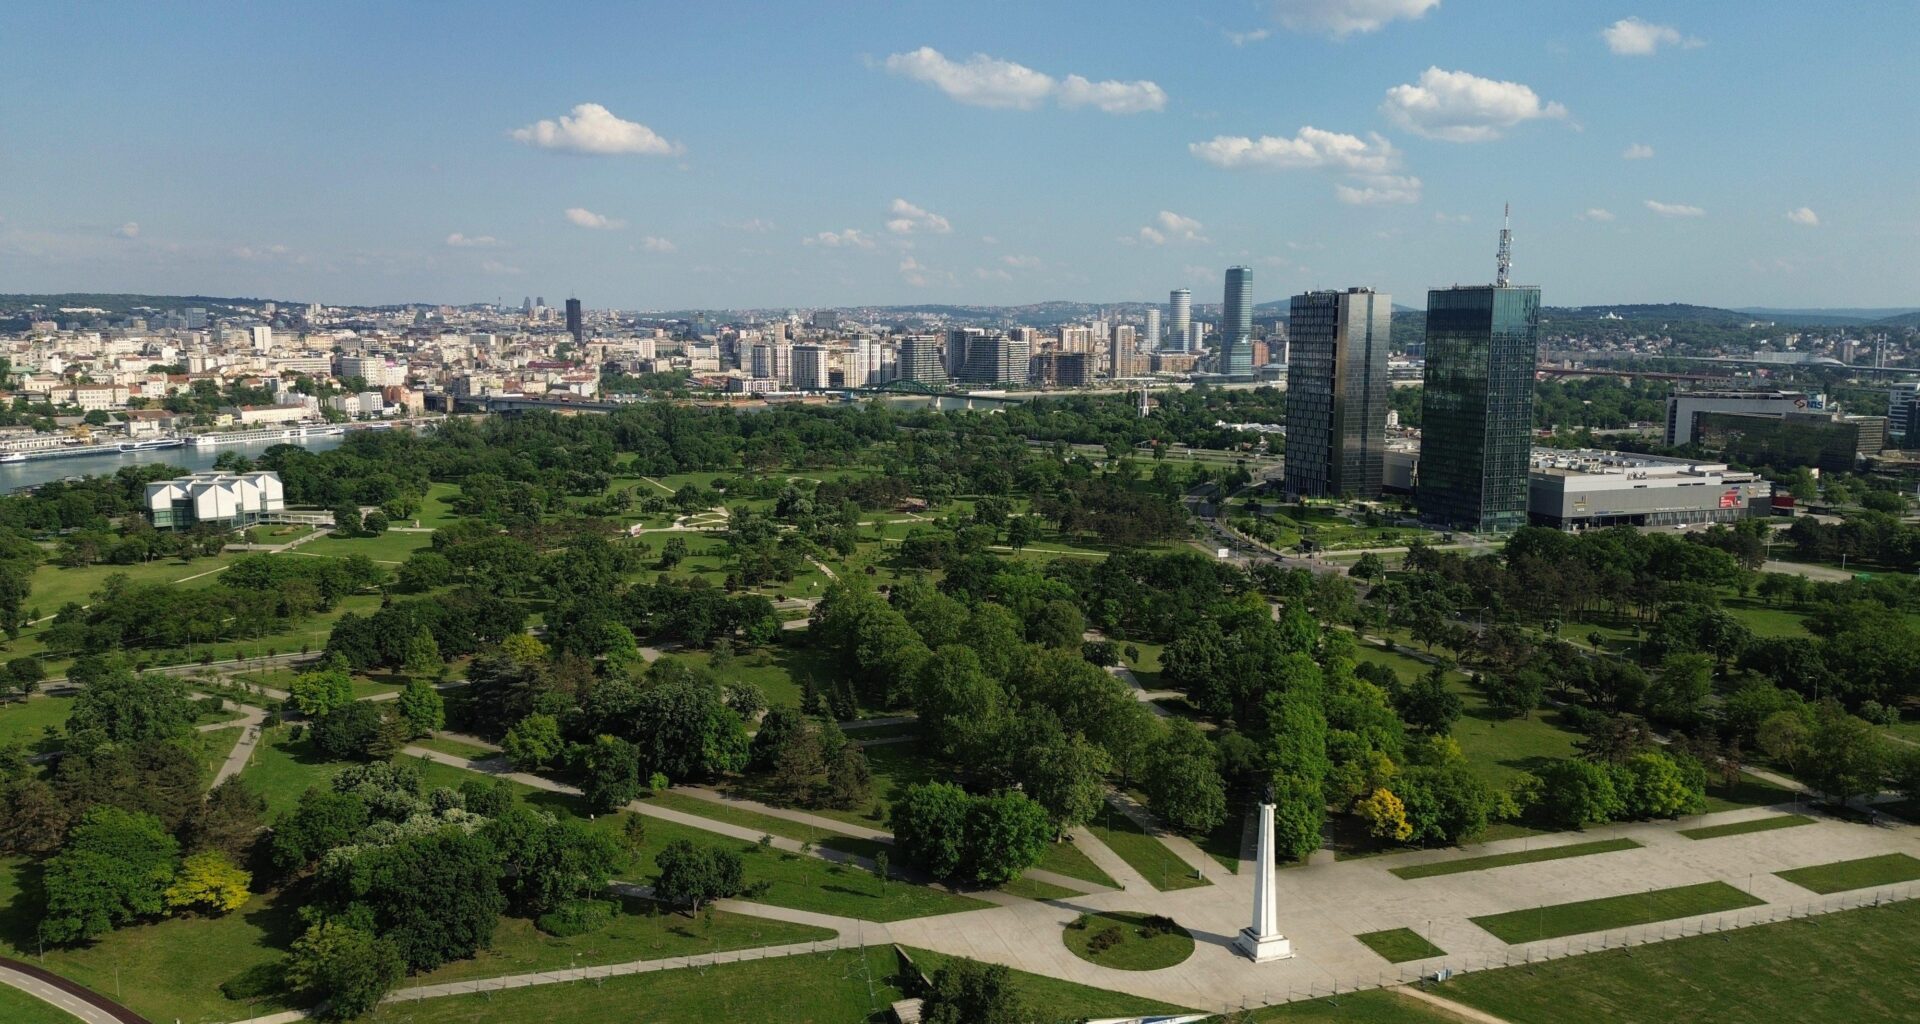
[564, 298, 583, 344]
[1416, 284, 1541, 531]
[1283, 288, 1391, 498]
[1222, 266, 1253, 376]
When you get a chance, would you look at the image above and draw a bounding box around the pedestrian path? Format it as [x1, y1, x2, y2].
[0, 956, 146, 1024]
[1104, 789, 1216, 878]
[1065, 825, 1151, 893]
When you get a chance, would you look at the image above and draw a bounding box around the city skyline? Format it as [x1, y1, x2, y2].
[2, 2, 1914, 309]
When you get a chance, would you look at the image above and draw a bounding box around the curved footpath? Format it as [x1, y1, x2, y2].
[0, 956, 151, 1024]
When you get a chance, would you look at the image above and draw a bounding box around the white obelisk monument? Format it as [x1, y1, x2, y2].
[1235, 787, 1293, 962]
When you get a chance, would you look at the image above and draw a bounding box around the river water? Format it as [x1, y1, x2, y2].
[0, 434, 348, 490]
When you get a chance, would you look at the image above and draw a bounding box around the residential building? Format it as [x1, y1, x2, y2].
[1168, 289, 1191, 352]
[1221, 267, 1254, 376]
[790, 344, 830, 390]
[897, 335, 946, 384]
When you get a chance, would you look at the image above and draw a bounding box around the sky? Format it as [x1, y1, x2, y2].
[2, 1, 1915, 312]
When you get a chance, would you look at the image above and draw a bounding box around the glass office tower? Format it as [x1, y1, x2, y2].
[1283, 288, 1391, 498]
[1222, 266, 1253, 376]
[1416, 284, 1541, 531]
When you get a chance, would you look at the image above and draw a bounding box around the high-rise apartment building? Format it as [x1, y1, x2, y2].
[1167, 289, 1191, 352]
[1222, 267, 1254, 376]
[565, 298, 583, 344]
[790, 344, 829, 390]
[1144, 307, 1160, 351]
[1417, 284, 1542, 531]
[1283, 288, 1391, 498]
[945, 328, 985, 379]
[898, 335, 946, 384]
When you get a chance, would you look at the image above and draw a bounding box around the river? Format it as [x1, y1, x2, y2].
[0, 434, 348, 490]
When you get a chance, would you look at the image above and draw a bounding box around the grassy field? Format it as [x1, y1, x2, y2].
[1087, 804, 1209, 892]
[1444, 900, 1920, 1024]
[1355, 645, 1581, 788]
[731, 741, 943, 831]
[364, 946, 905, 1024]
[997, 875, 1081, 900]
[1390, 838, 1641, 880]
[23, 552, 242, 614]
[1250, 989, 1460, 1022]
[1356, 928, 1446, 963]
[667, 644, 833, 710]
[409, 892, 831, 986]
[903, 946, 1192, 1020]
[1701, 771, 1799, 813]
[0, 983, 84, 1024]
[291, 530, 431, 564]
[1679, 814, 1814, 841]
[1775, 853, 1920, 895]
[1036, 838, 1120, 889]
[1470, 881, 1764, 944]
[1061, 911, 1194, 971]
[410, 734, 498, 760]
[0, 694, 72, 750]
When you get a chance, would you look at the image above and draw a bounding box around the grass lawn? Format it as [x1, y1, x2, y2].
[1197, 801, 1249, 873]
[998, 875, 1081, 901]
[1390, 838, 1641, 880]
[24, 552, 243, 614]
[904, 946, 1192, 1019]
[365, 946, 905, 1024]
[1470, 881, 1764, 944]
[1355, 928, 1446, 963]
[290, 531, 430, 564]
[1443, 900, 1920, 1024]
[1720, 596, 1813, 638]
[667, 644, 828, 710]
[1678, 814, 1814, 841]
[414, 482, 465, 529]
[411, 734, 498, 760]
[643, 789, 864, 849]
[731, 741, 945, 831]
[239, 726, 339, 817]
[1062, 911, 1194, 971]
[1036, 839, 1120, 889]
[1775, 853, 1920, 894]
[1701, 771, 1800, 813]
[0, 694, 72, 750]
[1355, 645, 1581, 788]
[409, 892, 832, 986]
[0, 858, 300, 1024]
[0, 983, 85, 1024]
[1087, 805, 1209, 892]
[1249, 989, 1462, 1022]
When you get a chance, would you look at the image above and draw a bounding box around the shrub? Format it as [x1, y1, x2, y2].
[536, 898, 616, 937]
[1088, 927, 1124, 954]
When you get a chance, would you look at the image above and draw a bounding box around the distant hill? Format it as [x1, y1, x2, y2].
[0, 293, 289, 315]
[1869, 311, 1920, 329]
[1737, 306, 1920, 324]
[1546, 303, 1874, 329]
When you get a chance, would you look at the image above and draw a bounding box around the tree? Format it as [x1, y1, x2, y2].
[65, 660, 194, 747]
[582, 735, 644, 812]
[362, 509, 390, 535]
[1269, 776, 1326, 862]
[310, 702, 403, 761]
[891, 782, 971, 881]
[484, 805, 622, 914]
[1394, 763, 1490, 845]
[1620, 751, 1704, 819]
[0, 775, 68, 855]
[39, 806, 180, 945]
[283, 922, 405, 1022]
[271, 789, 371, 873]
[911, 645, 1005, 759]
[1005, 515, 1040, 552]
[1351, 552, 1386, 581]
[1756, 708, 1812, 773]
[461, 778, 514, 818]
[1029, 599, 1086, 649]
[1357, 787, 1413, 842]
[1800, 704, 1889, 806]
[332, 503, 363, 537]
[164, 850, 252, 915]
[186, 777, 268, 860]
[403, 627, 444, 681]
[502, 713, 565, 770]
[1144, 725, 1227, 836]
[319, 826, 503, 971]
[651, 839, 744, 914]
[289, 666, 356, 718]
[3, 656, 44, 699]
[771, 728, 827, 807]
[395, 551, 454, 593]
[962, 791, 1052, 885]
[1010, 721, 1109, 831]
[921, 959, 1028, 1024]
[1482, 671, 1544, 720]
[396, 679, 445, 737]
[1533, 759, 1623, 830]
[1395, 666, 1463, 736]
[825, 744, 874, 811]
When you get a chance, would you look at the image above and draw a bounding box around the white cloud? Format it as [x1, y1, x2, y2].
[881, 47, 1163, 114]
[1433, 211, 1471, 224]
[1001, 254, 1042, 269]
[1382, 68, 1567, 142]
[1786, 207, 1820, 226]
[1057, 75, 1167, 114]
[1225, 28, 1272, 46]
[804, 229, 875, 249]
[1271, 0, 1439, 37]
[1138, 210, 1208, 246]
[885, 198, 952, 235]
[735, 218, 775, 232]
[1602, 17, 1699, 56]
[114, 221, 140, 239]
[564, 207, 626, 230]
[480, 259, 521, 275]
[1335, 175, 1422, 205]
[1578, 208, 1617, 222]
[899, 255, 930, 286]
[1189, 126, 1398, 173]
[445, 233, 501, 247]
[510, 102, 682, 156]
[1622, 143, 1654, 159]
[1644, 199, 1705, 218]
[640, 236, 677, 252]
[974, 266, 1013, 282]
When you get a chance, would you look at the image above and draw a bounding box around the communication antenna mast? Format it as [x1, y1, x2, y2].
[1495, 203, 1513, 287]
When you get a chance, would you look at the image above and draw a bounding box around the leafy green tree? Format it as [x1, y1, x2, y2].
[1028, 599, 1086, 649]
[1800, 704, 1889, 806]
[3, 656, 44, 698]
[1482, 670, 1545, 720]
[1009, 721, 1109, 831]
[332, 503, 363, 537]
[164, 850, 251, 915]
[825, 743, 874, 811]
[1394, 762, 1490, 844]
[962, 790, 1052, 884]
[1005, 515, 1039, 552]
[318, 825, 503, 971]
[1269, 775, 1326, 862]
[582, 735, 644, 812]
[912, 645, 1006, 759]
[289, 666, 356, 718]
[1533, 759, 1623, 829]
[402, 627, 444, 681]
[1394, 666, 1463, 736]
[283, 922, 405, 1022]
[651, 838, 744, 914]
[460, 779, 514, 818]
[922, 959, 1028, 1024]
[39, 806, 180, 945]
[1145, 724, 1227, 836]
[396, 679, 445, 737]
[310, 702, 404, 761]
[502, 713, 565, 770]
[65, 659, 194, 747]
[186, 777, 268, 860]
[891, 781, 971, 881]
[483, 805, 622, 914]
[271, 788, 371, 873]
[395, 551, 454, 593]
[1620, 751, 1704, 819]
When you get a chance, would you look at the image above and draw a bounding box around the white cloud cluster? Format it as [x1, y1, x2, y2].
[511, 103, 683, 156]
[1190, 126, 1418, 204]
[564, 207, 625, 230]
[804, 229, 875, 249]
[1138, 210, 1208, 246]
[1786, 207, 1820, 226]
[886, 198, 952, 235]
[1270, 0, 1439, 37]
[1602, 17, 1699, 56]
[882, 47, 1164, 114]
[1001, 254, 1042, 269]
[1578, 208, 1617, 222]
[1382, 68, 1566, 142]
[1622, 143, 1654, 160]
[114, 222, 140, 239]
[899, 255, 930, 286]
[445, 233, 501, 247]
[1225, 28, 1271, 46]
[640, 236, 677, 252]
[1644, 199, 1705, 218]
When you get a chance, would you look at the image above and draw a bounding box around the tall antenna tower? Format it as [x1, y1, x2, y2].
[1495, 202, 1513, 287]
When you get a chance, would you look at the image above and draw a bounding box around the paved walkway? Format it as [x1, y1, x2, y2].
[1104, 789, 1216, 879]
[1107, 662, 1172, 719]
[0, 956, 148, 1024]
[200, 700, 268, 788]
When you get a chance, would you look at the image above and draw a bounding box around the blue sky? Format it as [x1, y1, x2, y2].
[2, 1, 1914, 311]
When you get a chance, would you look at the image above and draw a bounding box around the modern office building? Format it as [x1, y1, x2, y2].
[146, 471, 285, 529]
[1692, 409, 1882, 474]
[1666, 390, 1820, 446]
[1144, 307, 1161, 351]
[789, 344, 830, 390]
[564, 298, 583, 344]
[1889, 383, 1920, 440]
[1283, 288, 1392, 498]
[1221, 267, 1254, 376]
[1167, 289, 1192, 352]
[1416, 283, 1542, 532]
[897, 335, 946, 384]
[1527, 450, 1773, 529]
